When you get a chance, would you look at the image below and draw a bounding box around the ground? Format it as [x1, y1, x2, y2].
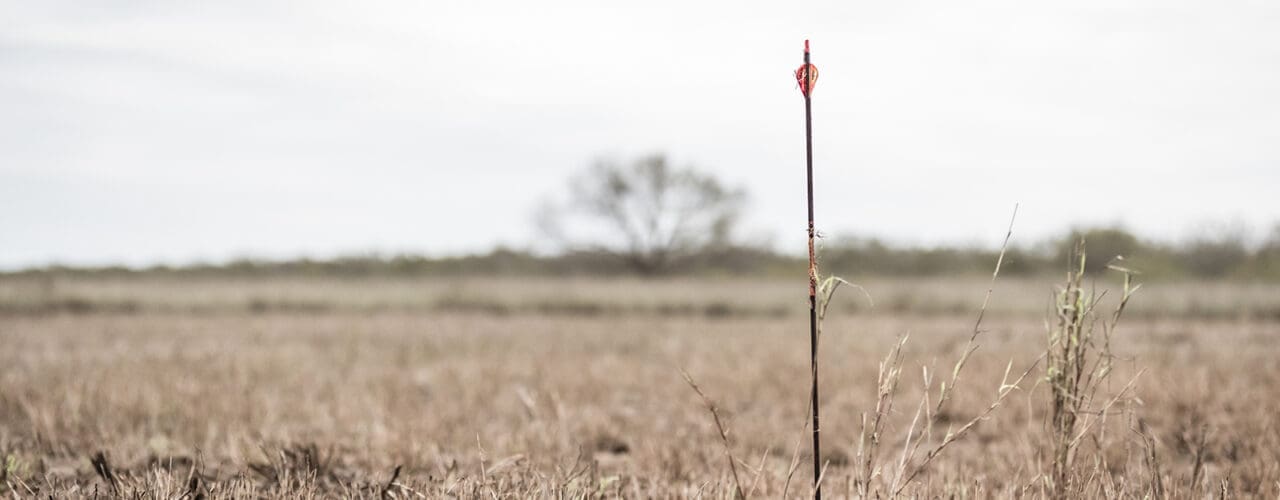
[2, 276, 1279, 498]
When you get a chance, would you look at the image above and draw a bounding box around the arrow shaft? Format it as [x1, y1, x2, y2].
[803, 45, 822, 500]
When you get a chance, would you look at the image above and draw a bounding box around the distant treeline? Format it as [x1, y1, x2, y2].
[824, 226, 1280, 280]
[7, 226, 1280, 281]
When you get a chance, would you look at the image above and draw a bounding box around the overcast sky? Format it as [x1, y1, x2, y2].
[2, 1, 1278, 269]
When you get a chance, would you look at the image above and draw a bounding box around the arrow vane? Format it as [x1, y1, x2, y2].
[796, 42, 819, 96]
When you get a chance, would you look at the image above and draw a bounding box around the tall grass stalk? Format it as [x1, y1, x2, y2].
[1045, 240, 1143, 497]
[842, 207, 1041, 496]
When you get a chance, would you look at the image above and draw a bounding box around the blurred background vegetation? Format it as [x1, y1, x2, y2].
[5, 155, 1278, 282]
[7, 225, 1278, 282]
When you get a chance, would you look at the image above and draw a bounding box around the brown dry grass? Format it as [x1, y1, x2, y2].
[3, 275, 1279, 319]
[2, 277, 1279, 497]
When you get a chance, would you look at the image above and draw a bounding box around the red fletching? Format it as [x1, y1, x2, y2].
[795, 63, 818, 96]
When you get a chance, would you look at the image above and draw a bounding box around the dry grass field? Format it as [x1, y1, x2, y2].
[3, 275, 1280, 498]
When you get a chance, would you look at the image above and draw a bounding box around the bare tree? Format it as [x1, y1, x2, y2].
[539, 154, 745, 275]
